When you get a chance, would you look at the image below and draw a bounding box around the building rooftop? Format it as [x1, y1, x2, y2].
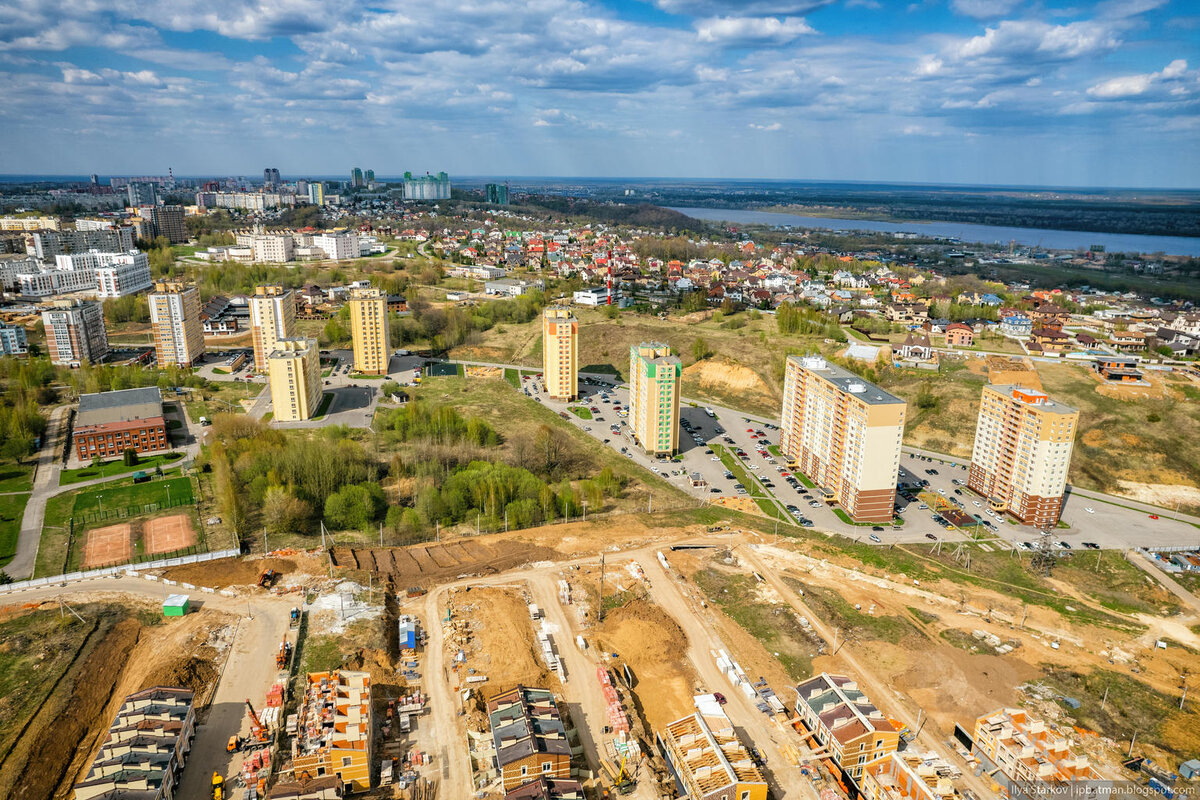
[984, 384, 1077, 416]
[487, 686, 571, 769]
[662, 695, 766, 797]
[76, 387, 164, 428]
[788, 355, 905, 406]
[796, 673, 896, 741]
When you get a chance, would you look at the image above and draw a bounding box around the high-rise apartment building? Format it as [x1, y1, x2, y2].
[151, 205, 187, 243]
[542, 307, 577, 401]
[42, 300, 109, 366]
[312, 233, 357, 261]
[365, 169, 375, 185]
[263, 167, 281, 187]
[30, 227, 135, 259]
[780, 355, 905, 523]
[249, 285, 296, 371]
[349, 287, 389, 375]
[486, 183, 510, 205]
[0, 323, 28, 356]
[267, 338, 322, 422]
[350, 167, 364, 188]
[403, 171, 451, 201]
[126, 182, 158, 207]
[967, 385, 1078, 528]
[629, 343, 681, 456]
[148, 282, 205, 367]
[307, 183, 325, 205]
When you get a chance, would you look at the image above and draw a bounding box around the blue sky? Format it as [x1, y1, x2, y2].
[0, 0, 1197, 187]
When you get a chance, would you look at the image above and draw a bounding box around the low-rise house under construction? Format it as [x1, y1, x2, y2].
[292, 671, 373, 794]
[971, 708, 1100, 799]
[74, 686, 195, 800]
[861, 750, 963, 800]
[658, 694, 768, 800]
[794, 673, 900, 783]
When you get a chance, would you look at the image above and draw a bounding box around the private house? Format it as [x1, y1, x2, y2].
[658, 694, 768, 800]
[1111, 330, 1148, 352]
[794, 674, 900, 783]
[943, 323, 974, 348]
[1028, 304, 1069, 331]
[487, 686, 572, 793]
[885, 303, 929, 325]
[1030, 327, 1071, 354]
[971, 708, 1100, 800]
[999, 312, 1032, 338]
[1074, 334, 1103, 351]
[898, 331, 933, 362]
[1093, 355, 1144, 383]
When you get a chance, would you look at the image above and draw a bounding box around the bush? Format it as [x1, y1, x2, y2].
[323, 482, 386, 532]
[122, 448, 138, 466]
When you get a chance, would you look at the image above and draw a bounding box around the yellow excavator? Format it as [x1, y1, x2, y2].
[211, 771, 225, 800]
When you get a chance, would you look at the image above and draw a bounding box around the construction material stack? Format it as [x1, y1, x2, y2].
[597, 667, 630, 736]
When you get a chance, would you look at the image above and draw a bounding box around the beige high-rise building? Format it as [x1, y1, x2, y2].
[629, 343, 681, 456]
[148, 282, 204, 367]
[542, 307, 578, 401]
[968, 385, 1078, 528]
[250, 285, 296, 371]
[348, 287, 389, 375]
[267, 338, 323, 422]
[42, 300, 109, 367]
[780, 355, 905, 523]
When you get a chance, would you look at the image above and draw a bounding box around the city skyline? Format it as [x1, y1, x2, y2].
[1, 0, 1197, 187]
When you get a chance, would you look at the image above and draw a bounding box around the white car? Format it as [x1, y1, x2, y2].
[1084, 507, 1094, 514]
[711, 456, 721, 462]
[972, 500, 982, 508]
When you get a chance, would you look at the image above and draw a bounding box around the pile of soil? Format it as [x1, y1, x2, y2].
[336, 541, 559, 588]
[161, 556, 298, 588]
[597, 598, 695, 730]
[682, 357, 777, 407]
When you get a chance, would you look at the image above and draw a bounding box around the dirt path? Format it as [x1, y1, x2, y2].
[1127, 550, 1200, 614]
[421, 587, 473, 799]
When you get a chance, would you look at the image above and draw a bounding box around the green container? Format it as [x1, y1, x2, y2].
[163, 594, 190, 616]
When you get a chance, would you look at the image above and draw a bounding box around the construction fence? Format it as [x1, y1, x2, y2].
[0, 548, 241, 596]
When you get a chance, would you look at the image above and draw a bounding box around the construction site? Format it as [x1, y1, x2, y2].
[1, 508, 1198, 800]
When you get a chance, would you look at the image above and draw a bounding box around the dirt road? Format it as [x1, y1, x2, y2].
[421, 586, 474, 800]
[639, 551, 819, 800]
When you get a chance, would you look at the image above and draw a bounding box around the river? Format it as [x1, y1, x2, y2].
[668, 206, 1200, 257]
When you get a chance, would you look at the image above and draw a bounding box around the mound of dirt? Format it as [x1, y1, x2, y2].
[161, 556, 298, 588]
[336, 540, 560, 588]
[597, 598, 695, 730]
[683, 357, 773, 397]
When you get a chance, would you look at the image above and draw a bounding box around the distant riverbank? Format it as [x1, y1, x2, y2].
[669, 206, 1200, 257]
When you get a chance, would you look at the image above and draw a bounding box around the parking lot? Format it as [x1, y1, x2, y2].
[529, 371, 1200, 551]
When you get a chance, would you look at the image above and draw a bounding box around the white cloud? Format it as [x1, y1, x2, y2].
[696, 15, 816, 43]
[949, 0, 1022, 20]
[951, 19, 1122, 62]
[652, 0, 834, 14]
[1087, 59, 1192, 99]
[748, 121, 783, 130]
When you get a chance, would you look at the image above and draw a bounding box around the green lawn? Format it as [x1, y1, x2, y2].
[71, 475, 194, 518]
[59, 452, 184, 486]
[0, 462, 34, 493]
[569, 406, 593, 420]
[311, 392, 335, 420]
[504, 368, 520, 389]
[0, 493, 31, 568]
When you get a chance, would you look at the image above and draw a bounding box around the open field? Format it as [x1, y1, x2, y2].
[0, 599, 233, 800]
[183, 380, 263, 419]
[0, 461, 34, 493]
[59, 452, 184, 486]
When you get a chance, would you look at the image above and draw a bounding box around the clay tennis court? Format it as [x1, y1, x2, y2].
[82, 523, 132, 568]
[144, 514, 197, 556]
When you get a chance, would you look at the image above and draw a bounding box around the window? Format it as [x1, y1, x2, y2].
[342, 756, 353, 767]
[542, 761, 552, 772]
[520, 766, 528, 777]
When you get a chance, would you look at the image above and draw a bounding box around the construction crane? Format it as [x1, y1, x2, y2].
[245, 698, 268, 743]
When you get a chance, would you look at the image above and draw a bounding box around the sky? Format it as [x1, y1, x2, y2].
[0, 0, 1198, 187]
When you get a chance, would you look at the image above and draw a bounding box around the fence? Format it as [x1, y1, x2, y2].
[0, 548, 240, 595]
[75, 495, 195, 525]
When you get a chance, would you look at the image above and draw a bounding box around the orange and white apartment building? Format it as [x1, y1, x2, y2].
[972, 708, 1101, 799]
[967, 385, 1078, 529]
[542, 307, 578, 401]
[794, 673, 901, 784]
[780, 356, 906, 523]
[149, 282, 205, 367]
[292, 671, 373, 793]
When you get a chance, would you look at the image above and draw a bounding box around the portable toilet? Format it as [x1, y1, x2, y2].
[163, 594, 190, 617]
[398, 618, 417, 650]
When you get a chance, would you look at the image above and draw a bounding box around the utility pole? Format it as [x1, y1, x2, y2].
[1128, 730, 1138, 758]
[647, 493, 652, 514]
[379, 522, 383, 547]
[1101, 685, 1109, 711]
[263, 527, 267, 556]
[598, 553, 606, 623]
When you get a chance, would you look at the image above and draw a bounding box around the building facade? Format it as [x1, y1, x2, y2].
[972, 708, 1099, 798]
[149, 282, 205, 367]
[293, 671, 373, 794]
[780, 356, 905, 523]
[629, 343, 681, 456]
[0, 323, 28, 356]
[794, 674, 900, 783]
[486, 183, 510, 205]
[349, 287, 389, 375]
[268, 338, 323, 422]
[53, 250, 153, 298]
[249, 285, 296, 370]
[72, 387, 169, 461]
[403, 171, 451, 201]
[30, 227, 135, 259]
[542, 307, 578, 402]
[659, 694, 768, 800]
[74, 686, 194, 800]
[312, 233, 357, 261]
[967, 385, 1078, 528]
[487, 686, 572, 793]
[42, 300, 109, 366]
[151, 205, 187, 243]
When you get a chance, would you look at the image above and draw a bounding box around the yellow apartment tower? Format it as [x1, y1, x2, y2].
[148, 282, 204, 368]
[348, 287, 389, 375]
[780, 355, 906, 523]
[267, 338, 322, 422]
[250, 285, 296, 371]
[968, 385, 1078, 528]
[629, 343, 681, 456]
[542, 307, 578, 401]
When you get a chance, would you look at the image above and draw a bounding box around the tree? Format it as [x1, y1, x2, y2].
[263, 486, 313, 534]
[122, 448, 139, 466]
[323, 482, 385, 532]
[692, 337, 711, 363]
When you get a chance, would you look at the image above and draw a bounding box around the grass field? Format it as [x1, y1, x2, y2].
[310, 392, 335, 420]
[183, 380, 262, 419]
[568, 406, 592, 420]
[59, 452, 184, 486]
[0, 461, 34, 493]
[0, 493, 31, 569]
